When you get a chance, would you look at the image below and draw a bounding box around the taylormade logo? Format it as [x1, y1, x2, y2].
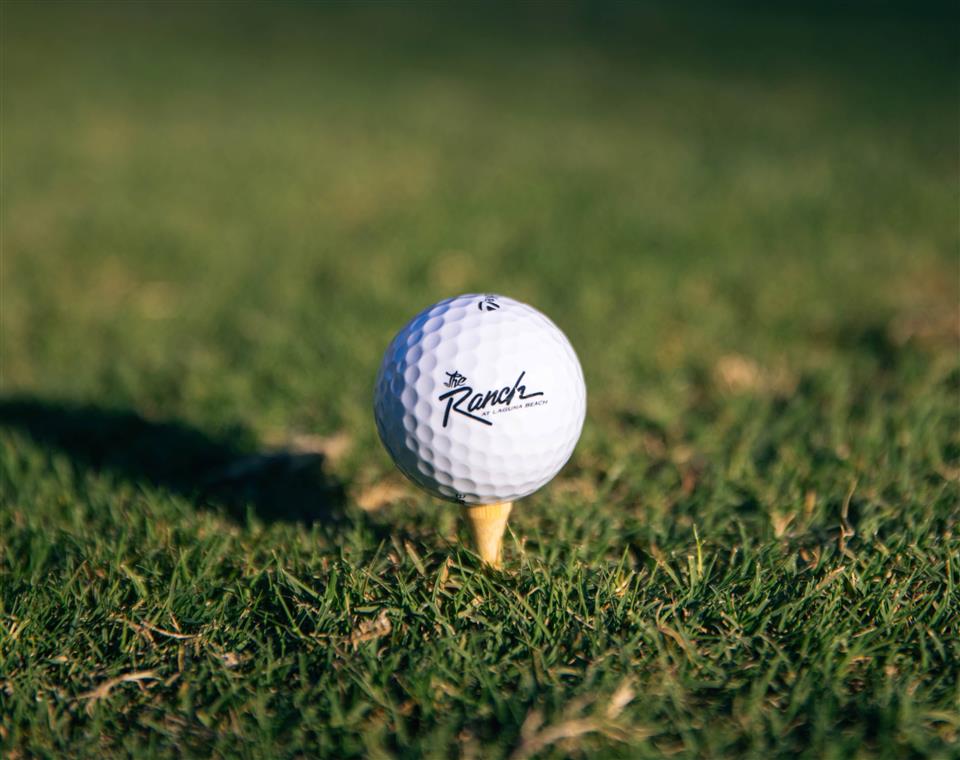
[438, 371, 545, 427]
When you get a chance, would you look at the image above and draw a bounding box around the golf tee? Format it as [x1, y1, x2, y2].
[463, 502, 513, 567]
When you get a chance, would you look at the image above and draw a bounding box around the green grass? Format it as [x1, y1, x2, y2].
[2, 3, 958, 758]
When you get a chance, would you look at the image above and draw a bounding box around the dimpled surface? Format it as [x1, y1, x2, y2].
[374, 294, 586, 505]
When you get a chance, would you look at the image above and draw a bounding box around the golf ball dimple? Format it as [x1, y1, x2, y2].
[374, 293, 586, 505]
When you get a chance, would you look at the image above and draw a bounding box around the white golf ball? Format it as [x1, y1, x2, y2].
[374, 293, 586, 505]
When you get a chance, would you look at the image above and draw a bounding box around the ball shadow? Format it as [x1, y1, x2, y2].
[0, 396, 345, 524]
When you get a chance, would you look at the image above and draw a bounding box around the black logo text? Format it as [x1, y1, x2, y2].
[438, 371, 544, 427]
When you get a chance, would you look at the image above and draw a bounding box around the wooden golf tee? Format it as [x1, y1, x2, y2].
[463, 502, 513, 567]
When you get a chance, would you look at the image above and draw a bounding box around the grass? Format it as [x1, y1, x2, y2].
[1, 2, 958, 758]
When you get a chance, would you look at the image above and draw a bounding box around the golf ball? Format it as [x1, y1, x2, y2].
[374, 293, 586, 505]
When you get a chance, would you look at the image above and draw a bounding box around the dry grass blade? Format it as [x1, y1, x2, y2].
[604, 681, 636, 720]
[355, 480, 411, 512]
[116, 615, 199, 642]
[349, 610, 392, 650]
[511, 717, 601, 759]
[509, 681, 641, 760]
[77, 671, 158, 715]
[839, 478, 858, 559]
[265, 430, 353, 465]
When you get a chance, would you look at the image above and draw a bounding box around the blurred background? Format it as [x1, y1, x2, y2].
[2, 4, 958, 756]
[4, 1, 957, 477]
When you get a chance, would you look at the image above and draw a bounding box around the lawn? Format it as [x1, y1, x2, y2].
[1, 3, 958, 758]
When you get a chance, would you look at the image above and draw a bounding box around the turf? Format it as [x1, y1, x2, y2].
[1, 3, 958, 758]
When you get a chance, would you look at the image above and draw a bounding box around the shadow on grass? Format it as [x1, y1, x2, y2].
[0, 396, 345, 524]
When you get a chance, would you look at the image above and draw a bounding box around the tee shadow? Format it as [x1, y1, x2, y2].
[0, 396, 346, 524]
